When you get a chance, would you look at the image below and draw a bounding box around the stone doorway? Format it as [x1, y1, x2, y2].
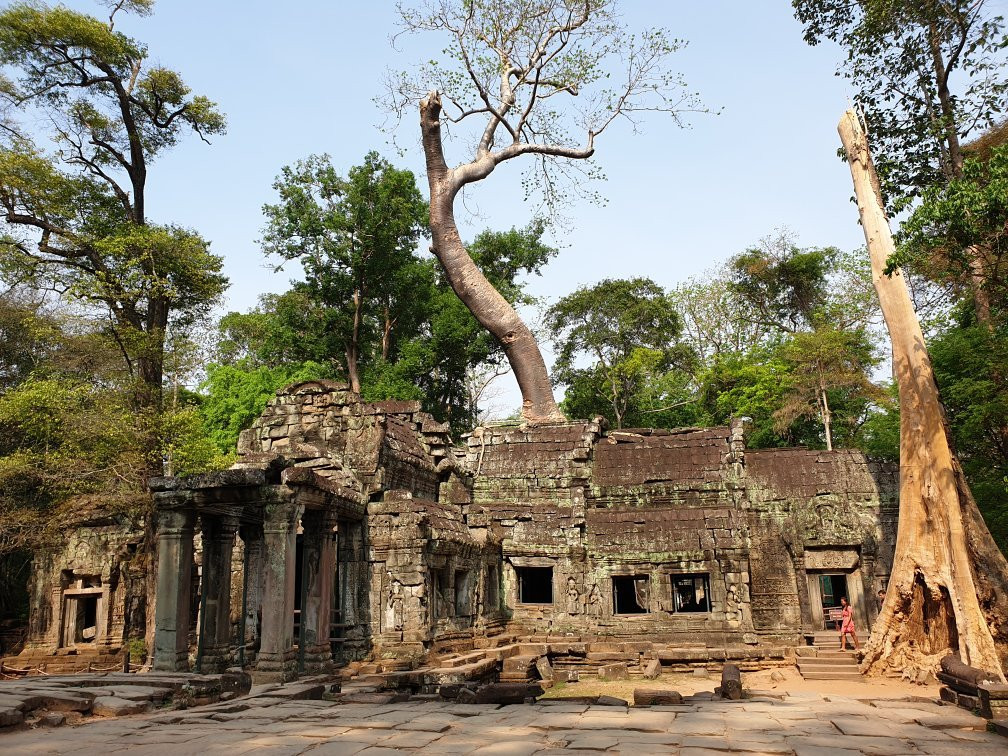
[59, 573, 104, 649]
[815, 573, 847, 628]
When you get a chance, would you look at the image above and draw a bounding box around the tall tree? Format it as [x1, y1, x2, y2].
[0, 1, 227, 413]
[728, 236, 882, 450]
[839, 108, 1008, 680]
[392, 0, 701, 423]
[546, 277, 692, 429]
[794, 0, 1007, 326]
[261, 152, 427, 394]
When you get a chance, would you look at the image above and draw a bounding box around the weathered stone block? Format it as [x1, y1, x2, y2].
[597, 662, 629, 681]
[633, 688, 683, 706]
[642, 659, 661, 680]
[92, 697, 151, 717]
[535, 656, 554, 682]
[0, 706, 23, 727]
[473, 683, 543, 704]
[596, 695, 628, 706]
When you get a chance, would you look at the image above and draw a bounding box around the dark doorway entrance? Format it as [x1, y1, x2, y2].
[818, 573, 848, 629]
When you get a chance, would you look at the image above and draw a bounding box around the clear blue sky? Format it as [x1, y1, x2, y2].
[59, 1, 899, 414]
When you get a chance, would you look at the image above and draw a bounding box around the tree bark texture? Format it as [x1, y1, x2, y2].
[420, 92, 564, 424]
[839, 109, 1008, 680]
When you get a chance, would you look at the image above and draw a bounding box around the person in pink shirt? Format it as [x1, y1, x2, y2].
[839, 596, 859, 651]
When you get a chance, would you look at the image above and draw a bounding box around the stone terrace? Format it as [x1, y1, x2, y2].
[0, 688, 1003, 755]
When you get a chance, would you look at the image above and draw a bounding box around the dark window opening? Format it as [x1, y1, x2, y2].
[517, 566, 553, 605]
[613, 575, 650, 614]
[672, 574, 711, 613]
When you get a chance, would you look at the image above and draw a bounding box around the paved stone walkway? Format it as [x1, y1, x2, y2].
[1, 691, 1004, 755]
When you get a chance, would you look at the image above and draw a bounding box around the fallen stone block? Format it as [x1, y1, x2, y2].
[718, 663, 743, 700]
[770, 670, 786, 682]
[473, 683, 543, 704]
[0, 694, 36, 711]
[0, 706, 24, 727]
[439, 684, 464, 700]
[941, 655, 999, 686]
[456, 688, 476, 704]
[633, 688, 682, 706]
[535, 656, 554, 682]
[596, 695, 628, 706]
[31, 691, 92, 712]
[692, 667, 709, 678]
[642, 659, 661, 680]
[91, 697, 151, 717]
[38, 713, 66, 727]
[597, 662, 629, 681]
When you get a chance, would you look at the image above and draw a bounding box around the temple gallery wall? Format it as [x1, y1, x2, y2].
[5, 380, 897, 681]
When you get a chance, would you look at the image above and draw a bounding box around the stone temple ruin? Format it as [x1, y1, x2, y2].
[5, 380, 898, 684]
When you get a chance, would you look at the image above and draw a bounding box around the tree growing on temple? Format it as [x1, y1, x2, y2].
[260, 152, 428, 394]
[546, 277, 693, 429]
[839, 109, 1008, 681]
[390, 0, 702, 423]
[0, 1, 227, 419]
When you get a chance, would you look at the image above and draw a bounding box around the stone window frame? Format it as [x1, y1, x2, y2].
[669, 573, 712, 614]
[514, 565, 554, 606]
[611, 574, 651, 615]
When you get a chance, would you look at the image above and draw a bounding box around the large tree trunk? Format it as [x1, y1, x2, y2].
[420, 92, 564, 424]
[839, 109, 1008, 680]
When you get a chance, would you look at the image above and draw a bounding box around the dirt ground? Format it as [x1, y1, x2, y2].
[540, 664, 940, 702]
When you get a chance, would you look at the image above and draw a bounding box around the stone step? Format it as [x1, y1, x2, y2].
[794, 661, 858, 673]
[800, 670, 863, 680]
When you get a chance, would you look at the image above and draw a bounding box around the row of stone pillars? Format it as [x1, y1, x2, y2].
[152, 494, 345, 682]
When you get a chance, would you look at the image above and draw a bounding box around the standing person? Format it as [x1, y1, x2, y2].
[839, 597, 859, 651]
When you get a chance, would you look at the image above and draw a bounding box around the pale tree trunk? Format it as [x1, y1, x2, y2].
[382, 304, 393, 362]
[420, 93, 564, 424]
[820, 386, 833, 452]
[346, 288, 362, 394]
[839, 109, 1008, 680]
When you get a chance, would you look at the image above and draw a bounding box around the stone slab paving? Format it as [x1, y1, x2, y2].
[0, 692, 1005, 755]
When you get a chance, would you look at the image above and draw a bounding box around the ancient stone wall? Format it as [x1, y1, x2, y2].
[20, 518, 146, 657]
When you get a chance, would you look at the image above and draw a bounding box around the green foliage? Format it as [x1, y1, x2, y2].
[929, 316, 1008, 549]
[698, 351, 807, 448]
[199, 361, 335, 453]
[261, 151, 428, 376]
[724, 235, 883, 450]
[895, 144, 1008, 319]
[547, 277, 693, 428]
[793, 0, 1008, 210]
[0, 1, 227, 420]
[729, 244, 836, 331]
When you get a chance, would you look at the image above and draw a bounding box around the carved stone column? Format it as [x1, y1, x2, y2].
[300, 510, 337, 673]
[792, 549, 814, 634]
[153, 508, 195, 671]
[200, 514, 240, 672]
[253, 492, 301, 683]
[239, 524, 265, 661]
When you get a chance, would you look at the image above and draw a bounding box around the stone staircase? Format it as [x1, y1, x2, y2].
[796, 631, 862, 681]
